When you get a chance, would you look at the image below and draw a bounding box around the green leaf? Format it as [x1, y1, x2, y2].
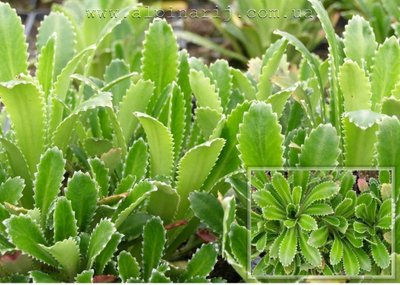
[118, 79, 154, 142]
[279, 226, 297, 267]
[298, 215, 318, 231]
[86, 219, 116, 269]
[308, 226, 329, 248]
[149, 270, 171, 283]
[175, 139, 225, 219]
[0, 177, 24, 205]
[53, 197, 77, 242]
[0, 81, 46, 175]
[147, 182, 179, 224]
[371, 236, 391, 269]
[303, 182, 338, 209]
[263, 206, 286, 221]
[298, 229, 322, 267]
[253, 189, 283, 210]
[37, 35, 56, 97]
[118, 251, 140, 282]
[185, 244, 218, 279]
[352, 247, 371, 272]
[143, 217, 166, 282]
[189, 70, 223, 113]
[104, 59, 131, 106]
[238, 102, 284, 167]
[37, 12, 75, 79]
[195, 107, 223, 139]
[299, 124, 340, 167]
[30, 271, 57, 283]
[343, 243, 360, 275]
[377, 117, 400, 198]
[330, 237, 343, 265]
[229, 224, 249, 268]
[123, 138, 148, 181]
[303, 203, 334, 216]
[343, 15, 377, 69]
[46, 238, 80, 278]
[142, 19, 178, 97]
[66, 172, 97, 232]
[189, 192, 223, 234]
[271, 172, 292, 206]
[5, 215, 56, 266]
[0, 2, 28, 81]
[89, 158, 109, 198]
[94, 232, 123, 274]
[168, 84, 186, 161]
[256, 39, 288, 100]
[231, 69, 256, 100]
[34, 147, 65, 226]
[343, 113, 378, 166]
[371, 37, 400, 111]
[210, 59, 232, 110]
[339, 60, 372, 112]
[75, 270, 93, 283]
[266, 90, 292, 118]
[135, 113, 174, 178]
[335, 198, 354, 218]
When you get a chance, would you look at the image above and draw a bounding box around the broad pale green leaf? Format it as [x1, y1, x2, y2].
[30, 271, 57, 283]
[377, 117, 400, 198]
[34, 147, 65, 226]
[168, 84, 186, 161]
[46, 238, 80, 278]
[86, 219, 116, 269]
[104, 59, 131, 106]
[257, 39, 288, 100]
[343, 243, 360, 275]
[50, 46, 95, 134]
[271, 172, 292, 206]
[52, 92, 113, 150]
[263, 206, 286, 221]
[266, 90, 292, 118]
[335, 198, 354, 218]
[0, 177, 24, 205]
[185, 244, 218, 279]
[5, 215, 56, 266]
[189, 70, 223, 113]
[303, 203, 334, 216]
[339, 61, 372, 112]
[203, 101, 251, 192]
[330, 237, 343, 265]
[210, 59, 232, 110]
[371, 37, 400, 111]
[382, 97, 400, 119]
[66, 172, 97, 232]
[94, 232, 123, 273]
[53, 197, 77, 242]
[150, 270, 171, 283]
[123, 139, 148, 181]
[118, 251, 140, 282]
[353, 247, 371, 272]
[308, 226, 328, 248]
[75, 270, 93, 283]
[298, 229, 322, 267]
[147, 182, 179, 224]
[195, 107, 222, 139]
[0, 2, 28, 81]
[118, 80, 154, 143]
[142, 19, 178, 97]
[253, 190, 283, 210]
[0, 81, 46, 175]
[298, 215, 318, 231]
[89, 158, 109, 198]
[37, 12, 76, 79]
[279, 227, 297, 266]
[231, 69, 256, 100]
[135, 113, 174, 178]
[371, 236, 390, 269]
[143, 217, 166, 282]
[37, 35, 56, 97]
[343, 114, 378, 166]
[189, 192, 224, 234]
[229, 224, 248, 268]
[238, 102, 284, 167]
[299, 124, 340, 167]
[222, 196, 236, 254]
[303, 182, 339, 209]
[175, 139, 225, 219]
[343, 15, 377, 69]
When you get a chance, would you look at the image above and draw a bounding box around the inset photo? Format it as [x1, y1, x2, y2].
[249, 168, 395, 280]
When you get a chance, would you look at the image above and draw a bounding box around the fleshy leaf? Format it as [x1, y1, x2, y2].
[303, 182, 338, 209]
[371, 236, 391, 269]
[298, 229, 322, 267]
[189, 70, 223, 113]
[279, 226, 297, 266]
[94, 233, 123, 274]
[86, 220, 116, 269]
[229, 224, 248, 268]
[308, 226, 329, 248]
[0, 177, 24, 205]
[118, 251, 140, 282]
[46, 238, 80, 278]
[143, 217, 166, 282]
[53, 197, 77, 242]
[185, 244, 218, 279]
[343, 243, 360, 275]
[89, 158, 109, 198]
[123, 138, 148, 181]
[330, 237, 343, 265]
[238, 102, 284, 167]
[37, 35, 56, 97]
[66, 172, 97, 232]
[175, 139, 225, 219]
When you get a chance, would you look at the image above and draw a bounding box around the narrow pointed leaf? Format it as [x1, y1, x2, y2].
[118, 251, 140, 282]
[53, 197, 77, 242]
[185, 244, 218, 279]
[189, 192, 223, 234]
[143, 217, 166, 281]
[86, 220, 116, 269]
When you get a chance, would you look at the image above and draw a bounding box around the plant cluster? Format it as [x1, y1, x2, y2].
[251, 171, 392, 277]
[0, 0, 399, 282]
